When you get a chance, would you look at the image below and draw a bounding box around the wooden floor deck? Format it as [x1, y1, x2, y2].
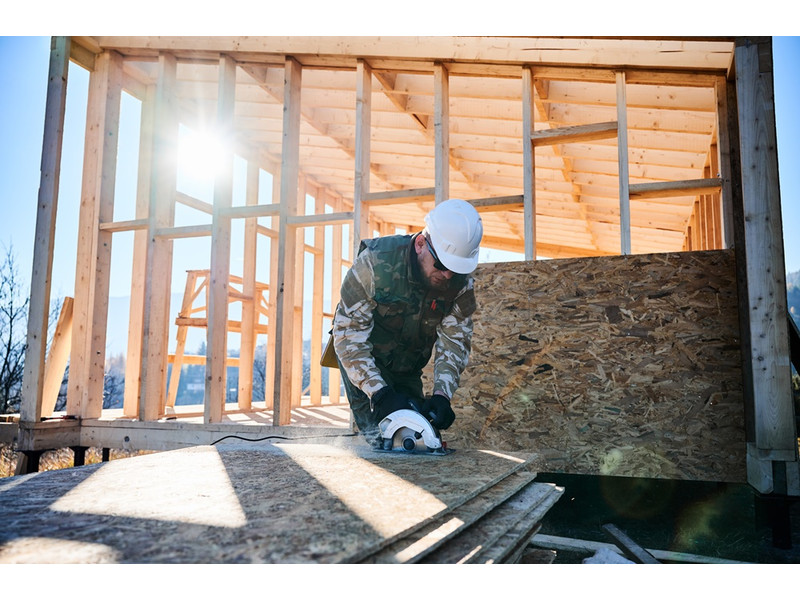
[0, 437, 560, 563]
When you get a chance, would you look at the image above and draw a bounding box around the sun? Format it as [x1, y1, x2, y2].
[177, 124, 231, 193]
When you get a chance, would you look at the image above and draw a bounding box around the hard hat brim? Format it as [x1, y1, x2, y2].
[438, 251, 479, 275]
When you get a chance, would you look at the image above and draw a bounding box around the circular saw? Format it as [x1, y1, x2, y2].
[377, 409, 454, 455]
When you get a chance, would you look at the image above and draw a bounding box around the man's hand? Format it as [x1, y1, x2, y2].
[423, 394, 456, 430]
[371, 387, 418, 423]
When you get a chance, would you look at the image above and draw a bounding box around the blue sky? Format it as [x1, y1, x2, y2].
[1, 36, 799, 307]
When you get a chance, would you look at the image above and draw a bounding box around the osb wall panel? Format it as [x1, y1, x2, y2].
[441, 250, 746, 483]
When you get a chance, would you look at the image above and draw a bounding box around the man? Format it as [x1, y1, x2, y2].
[331, 199, 483, 446]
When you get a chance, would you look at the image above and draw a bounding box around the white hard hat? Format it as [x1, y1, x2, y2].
[424, 199, 483, 274]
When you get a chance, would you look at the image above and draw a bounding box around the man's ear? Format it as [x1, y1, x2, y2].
[414, 234, 425, 255]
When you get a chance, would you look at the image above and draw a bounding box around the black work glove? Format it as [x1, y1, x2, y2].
[371, 386, 418, 423]
[422, 394, 455, 430]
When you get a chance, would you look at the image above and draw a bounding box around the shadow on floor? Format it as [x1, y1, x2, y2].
[534, 472, 800, 564]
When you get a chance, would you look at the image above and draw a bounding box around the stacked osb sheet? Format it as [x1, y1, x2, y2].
[0, 441, 561, 563]
[439, 249, 745, 483]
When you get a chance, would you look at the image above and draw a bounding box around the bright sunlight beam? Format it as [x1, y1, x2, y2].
[50, 447, 247, 528]
[177, 124, 231, 191]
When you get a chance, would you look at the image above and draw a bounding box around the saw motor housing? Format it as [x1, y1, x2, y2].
[378, 409, 450, 455]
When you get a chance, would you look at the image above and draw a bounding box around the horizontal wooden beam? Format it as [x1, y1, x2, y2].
[167, 354, 241, 367]
[175, 317, 269, 334]
[533, 121, 618, 147]
[98, 218, 149, 232]
[363, 187, 436, 206]
[629, 178, 722, 199]
[470, 195, 524, 212]
[221, 204, 280, 219]
[155, 224, 212, 239]
[287, 212, 355, 227]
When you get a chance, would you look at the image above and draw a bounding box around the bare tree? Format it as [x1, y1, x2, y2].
[0, 245, 28, 414]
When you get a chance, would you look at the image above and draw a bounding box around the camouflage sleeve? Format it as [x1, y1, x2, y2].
[332, 249, 387, 397]
[433, 278, 477, 400]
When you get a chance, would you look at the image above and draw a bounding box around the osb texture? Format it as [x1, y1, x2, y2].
[0, 441, 538, 564]
[435, 250, 746, 482]
[421, 480, 563, 564]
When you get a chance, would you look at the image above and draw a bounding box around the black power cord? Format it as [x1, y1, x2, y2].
[210, 432, 359, 445]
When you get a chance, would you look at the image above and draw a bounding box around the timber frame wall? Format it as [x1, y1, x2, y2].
[9, 37, 797, 494]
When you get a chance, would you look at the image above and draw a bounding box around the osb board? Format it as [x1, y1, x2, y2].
[434, 250, 746, 482]
[0, 441, 538, 564]
[421, 480, 563, 564]
[361, 466, 538, 563]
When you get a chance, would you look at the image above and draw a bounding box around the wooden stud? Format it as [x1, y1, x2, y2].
[328, 193, 343, 405]
[205, 54, 237, 424]
[20, 36, 70, 424]
[264, 166, 280, 410]
[616, 71, 631, 255]
[522, 66, 536, 260]
[87, 51, 123, 419]
[710, 144, 723, 249]
[238, 160, 260, 410]
[310, 193, 325, 406]
[715, 76, 736, 249]
[272, 56, 302, 426]
[124, 84, 155, 418]
[434, 62, 449, 205]
[353, 59, 371, 255]
[734, 39, 796, 483]
[139, 52, 179, 422]
[291, 178, 306, 408]
[67, 50, 123, 419]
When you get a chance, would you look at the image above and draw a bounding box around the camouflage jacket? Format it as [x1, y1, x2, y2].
[332, 233, 477, 400]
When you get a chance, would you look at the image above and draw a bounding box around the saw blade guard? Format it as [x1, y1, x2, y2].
[378, 409, 443, 453]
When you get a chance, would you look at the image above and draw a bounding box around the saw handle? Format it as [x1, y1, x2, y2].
[371, 387, 419, 423]
[423, 394, 455, 430]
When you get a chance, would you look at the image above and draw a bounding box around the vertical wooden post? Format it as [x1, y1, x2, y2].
[291, 178, 306, 408]
[67, 50, 122, 419]
[522, 66, 536, 261]
[272, 56, 302, 426]
[616, 71, 631, 256]
[715, 76, 736, 249]
[205, 54, 237, 424]
[709, 144, 723, 249]
[264, 167, 280, 409]
[734, 38, 796, 493]
[434, 62, 449, 205]
[123, 84, 155, 418]
[86, 51, 123, 418]
[310, 193, 325, 406]
[139, 52, 178, 421]
[21, 36, 70, 424]
[328, 193, 343, 404]
[238, 160, 260, 410]
[353, 59, 371, 256]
